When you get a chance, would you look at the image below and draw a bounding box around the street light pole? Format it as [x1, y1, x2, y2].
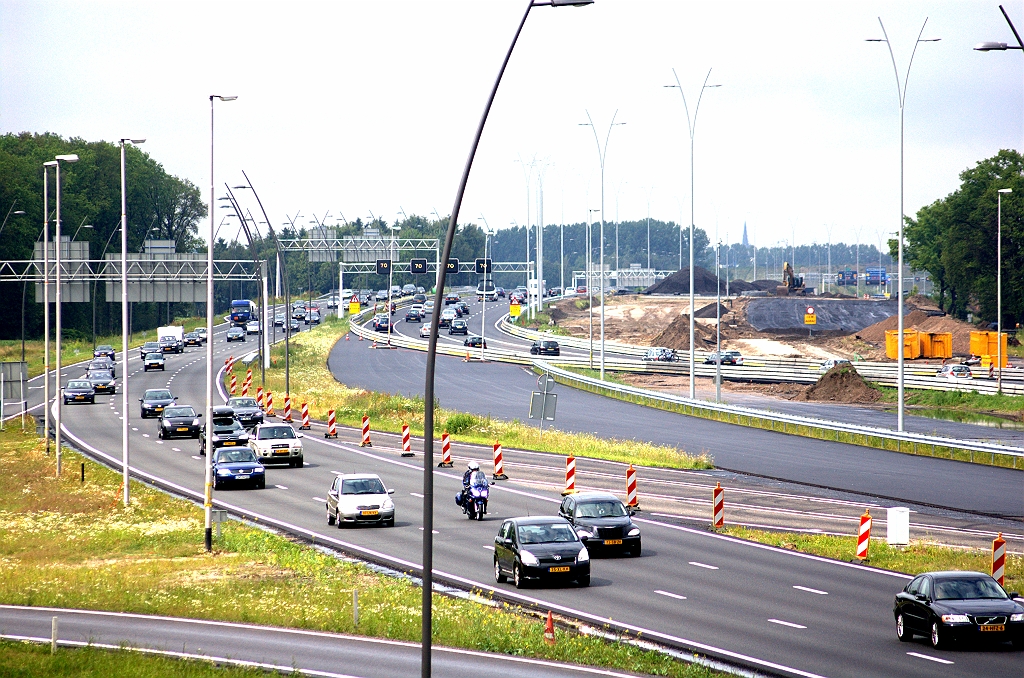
[120, 138, 144, 507]
[42, 162, 56, 456]
[975, 6, 1024, 152]
[480, 215, 493, 361]
[53, 153, 78, 478]
[998, 188, 1012, 392]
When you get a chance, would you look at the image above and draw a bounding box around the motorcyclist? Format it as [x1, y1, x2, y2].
[462, 461, 480, 503]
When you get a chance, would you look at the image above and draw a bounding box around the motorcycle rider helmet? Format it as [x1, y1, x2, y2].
[467, 461, 480, 471]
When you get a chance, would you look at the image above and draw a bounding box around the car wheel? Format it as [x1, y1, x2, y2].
[896, 614, 912, 642]
[328, 507, 336, 525]
[157, 429, 164, 439]
[143, 366, 148, 372]
[631, 542, 642, 557]
[336, 510, 344, 528]
[930, 621, 946, 650]
[577, 574, 590, 587]
[513, 561, 525, 589]
[385, 517, 395, 527]
[494, 558, 507, 583]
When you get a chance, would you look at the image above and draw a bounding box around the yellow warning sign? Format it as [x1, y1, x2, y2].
[349, 299, 361, 315]
[804, 314, 817, 325]
[510, 302, 521, 318]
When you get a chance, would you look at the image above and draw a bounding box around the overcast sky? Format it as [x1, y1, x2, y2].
[2, 0, 1021, 253]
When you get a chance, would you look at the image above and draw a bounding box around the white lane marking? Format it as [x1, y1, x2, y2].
[172, 447, 181, 452]
[155, 441, 163, 445]
[418, 528, 440, 533]
[142, 433, 150, 438]
[654, 590, 687, 601]
[793, 585, 828, 595]
[482, 545, 495, 551]
[274, 485, 288, 490]
[689, 561, 718, 570]
[191, 455, 202, 460]
[767, 619, 806, 629]
[410, 492, 424, 498]
[131, 427, 138, 431]
[313, 497, 327, 503]
[907, 652, 954, 665]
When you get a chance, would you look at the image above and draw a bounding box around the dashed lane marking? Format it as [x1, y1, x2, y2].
[142, 433, 150, 438]
[482, 545, 495, 551]
[689, 561, 719, 570]
[274, 485, 288, 490]
[172, 447, 181, 452]
[654, 590, 688, 601]
[767, 619, 806, 629]
[907, 652, 953, 665]
[191, 455, 202, 460]
[312, 497, 327, 503]
[410, 492, 424, 498]
[793, 585, 828, 595]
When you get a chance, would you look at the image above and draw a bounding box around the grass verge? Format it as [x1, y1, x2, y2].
[0, 424, 722, 678]
[720, 526, 1021, 594]
[877, 385, 1024, 418]
[229, 316, 712, 470]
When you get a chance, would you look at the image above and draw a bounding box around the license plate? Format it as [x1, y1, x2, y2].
[273, 450, 288, 455]
[361, 510, 379, 516]
[549, 566, 571, 573]
[604, 539, 622, 545]
[176, 427, 188, 432]
[155, 407, 163, 411]
[222, 441, 236, 446]
[980, 624, 1005, 632]
[235, 474, 249, 479]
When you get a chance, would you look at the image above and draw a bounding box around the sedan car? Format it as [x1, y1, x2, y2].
[464, 335, 487, 349]
[62, 379, 96, 405]
[449, 319, 469, 335]
[86, 369, 116, 395]
[88, 357, 117, 379]
[274, 313, 286, 327]
[372, 314, 393, 332]
[405, 308, 422, 323]
[212, 448, 265, 490]
[249, 423, 304, 467]
[200, 407, 251, 455]
[226, 327, 245, 342]
[703, 351, 740, 365]
[419, 323, 437, 339]
[558, 491, 640, 556]
[158, 405, 202, 439]
[195, 327, 208, 342]
[140, 389, 176, 418]
[530, 340, 560, 356]
[246, 320, 261, 335]
[288, 319, 300, 333]
[143, 352, 166, 372]
[439, 308, 457, 328]
[93, 344, 116, 360]
[412, 294, 426, 305]
[326, 473, 396, 527]
[159, 335, 181, 354]
[894, 571, 1023, 649]
[226, 396, 263, 429]
[183, 332, 202, 347]
[444, 294, 460, 305]
[306, 311, 321, 325]
[493, 517, 590, 588]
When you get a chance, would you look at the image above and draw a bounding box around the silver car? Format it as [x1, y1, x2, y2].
[326, 473, 395, 527]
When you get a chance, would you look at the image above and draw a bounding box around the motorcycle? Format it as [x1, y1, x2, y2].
[456, 472, 492, 520]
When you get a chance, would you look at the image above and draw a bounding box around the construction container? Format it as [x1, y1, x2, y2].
[980, 354, 1008, 369]
[969, 331, 1007, 361]
[919, 332, 952, 359]
[886, 329, 921, 359]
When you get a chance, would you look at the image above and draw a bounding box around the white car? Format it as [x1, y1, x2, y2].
[819, 358, 851, 373]
[326, 296, 339, 309]
[439, 308, 457, 327]
[326, 473, 395, 527]
[195, 327, 208, 342]
[419, 323, 436, 338]
[246, 320, 261, 335]
[938, 364, 972, 381]
[248, 423, 304, 468]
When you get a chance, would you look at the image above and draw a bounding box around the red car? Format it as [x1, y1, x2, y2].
[576, 286, 587, 294]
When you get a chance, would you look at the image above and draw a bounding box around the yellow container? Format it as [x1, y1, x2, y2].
[886, 329, 921, 359]
[919, 332, 952, 359]
[969, 331, 1007, 364]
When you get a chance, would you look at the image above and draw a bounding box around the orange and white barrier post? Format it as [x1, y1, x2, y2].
[282, 394, 293, 422]
[299, 402, 310, 430]
[492, 440, 507, 480]
[266, 391, 275, 418]
[241, 378, 250, 396]
[325, 409, 338, 438]
[993, 532, 1006, 586]
[561, 456, 576, 495]
[401, 423, 413, 457]
[225, 355, 233, 366]
[230, 373, 237, 394]
[245, 368, 252, 386]
[856, 509, 872, 560]
[256, 386, 264, 408]
[360, 415, 372, 447]
[626, 464, 639, 509]
[438, 431, 453, 467]
[713, 482, 724, 528]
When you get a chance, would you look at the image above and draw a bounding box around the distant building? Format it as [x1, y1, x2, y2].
[742, 222, 749, 248]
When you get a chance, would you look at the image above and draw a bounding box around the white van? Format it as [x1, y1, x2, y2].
[476, 280, 497, 302]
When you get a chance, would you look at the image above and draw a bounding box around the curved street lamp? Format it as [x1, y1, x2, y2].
[976, 5, 1024, 152]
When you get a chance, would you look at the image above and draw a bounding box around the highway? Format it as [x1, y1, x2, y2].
[36, 307, 1021, 677]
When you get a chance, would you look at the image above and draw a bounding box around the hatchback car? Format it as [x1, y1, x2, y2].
[530, 340, 560, 356]
[493, 517, 590, 588]
[274, 314, 286, 327]
[143, 352, 166, 371]
[140, 389, 176, 418]
[326, 473, 396, 527]
[439, 308, 457, 328]
[449, 319, 469, 335]
[139, 341, 161, 360]
[419, 323, 437, 339]
[88, 357, 117, 379]
[200, 408, 251, 455]
[195, 327, 208, 342]
[158, 405, 202, 439]
[307, 311, 321, 325]
[412, 294, 427, 305]
[455, 301, 471, 317]
[938, 364, 973, 381]
[93, 344, 116, 360]
[465, 336, 487, 349]
[87, 369, 116, 395]
[63, 379, 96, 405]
[226, 396, 264, 429]
[226, 327, 245, 342]
[212, 448, 265, 490]
[246, 320, 261, 335]
[444, 294, 460, 305]
[249, 423, 304, 467]
[289, 319, 300, 333]
[372, 314, 393, 332]
[405, 308, 422, 323]
[183, 332, 202, 347]
[558, 491, 640, 556]
[496, 287, 506, 298]
[894, 571, 1023, 649]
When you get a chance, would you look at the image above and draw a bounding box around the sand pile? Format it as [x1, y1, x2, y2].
[693, 302, 730, 319]
[644, 267, 722, 295]
[855, 306, 975, 354]
[795, 365, 881, 403]
[856, 310, 934, 343]
[651, 314, 716, 349]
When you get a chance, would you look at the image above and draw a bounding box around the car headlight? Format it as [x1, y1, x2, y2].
[577, 547, 590, 563]
[575, 528, 593, 539]
[519, 550, 539, 566]
[216, 469, 231, 476]
[239, 434, 249, 441]
[1011, 613, 1024, 622]
[628, 527, 640, 537]
[253, 466, 265, 473]
[192, 418, 200, 427]
[383, 499, 394, 510]
[941, 614, 970, 624]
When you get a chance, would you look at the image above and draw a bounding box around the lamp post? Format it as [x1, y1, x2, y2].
[975, 5, 1024, 152]
[998, 188, 1012, 392]
[580, 109, 624, 380]
[588, 207, 599, 369]
[867, 17, 939, 433]
[71, 219, 93, 242]
[419, 3, 591, 676]
[479, 215, 493, 361]
[91, 225, 121, 349]
[0, 202, 25, 238]
[53, 153, 79, 477]
[119, 137, 145, 506]
[42, 162, 56, 456]
[665, 68, 719, 399]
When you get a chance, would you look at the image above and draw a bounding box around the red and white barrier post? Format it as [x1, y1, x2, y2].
[325, 409, 337, 438]
[562, 456, 576, 495]
[713, 482, 724, 528]
[266, 391, 275, 418]
[230, 373, 237, 394]
[856, 509, 872, 560]
[993, 532, 1006, 586]
[282, 394, 293, 422]
[626, 464, 639, 510]
[299, 402, 310, 430]
[360, 415, 372, 447]
[225, 355, 233, 366]
[492, 440, 507, 480]
[401, 423, 413, 457]
[438, 431, 453, 467]
[241, 378, 250, 396]
[245, 368, 252, 385]
[256, 386, 264, 408]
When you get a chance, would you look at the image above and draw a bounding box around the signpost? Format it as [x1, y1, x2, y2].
[804, 305, 816, 337]
[529, 374, 557, 432]
[0, 361, 28, 430]
[509, 301, 521, 320]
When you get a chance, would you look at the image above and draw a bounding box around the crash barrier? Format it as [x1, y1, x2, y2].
[626, 464, 638, 508]
[300, 402, 310, 430]
[401, 423, 413, 457]
[856, 509, 872, 560]
[282, 394, 292, 422]
[229, 373, 236, 394]
[562, 456, 576, 495]
[993, 533, 1006, 586]
[325, 410, 337, 438]
[266, 391, 275, 418]
[713, 482, 724, 528]
[492, 440, 507, 480]
[361, 415, 372, 447]
[256, 386, 264, 408]
[439, 432, 453, 467]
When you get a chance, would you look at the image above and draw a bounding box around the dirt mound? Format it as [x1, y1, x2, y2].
[694, 302, 729, 318]
[750, 279, 780, 291]
[644, 266, 722, 295]
[905, 294, 943, 314]
[547, 305, 569, 321]
[651, 314, 716, 349]
[795, 365, 881, 403]
[855, 306, 975, 354]
[856, 310, 933, 343]
[726, 279, 759, 293]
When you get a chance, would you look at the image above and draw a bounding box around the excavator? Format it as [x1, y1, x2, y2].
[775, 262, 807, 296]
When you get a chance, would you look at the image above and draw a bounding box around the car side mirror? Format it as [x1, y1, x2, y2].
[296, 432, 303, 438]
[197, 413, 202, 417]
[173, 396, 178, 400]
[914, 593, 928, 602]
[138, 398, 143, 402]
[1009, 592, 1020, 599]
[489, 481, 495, 486]
[387, 489, 395, 495]
[629, 509, 637, 516]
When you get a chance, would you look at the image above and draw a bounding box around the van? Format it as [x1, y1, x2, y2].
[477, 280, 497, 301]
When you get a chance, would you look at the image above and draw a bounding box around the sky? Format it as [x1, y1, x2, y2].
[2, 0, 1022, 254]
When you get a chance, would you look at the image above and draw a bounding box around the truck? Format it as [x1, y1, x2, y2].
[157, 326, 184, 354]
[229, 299, 258, 327]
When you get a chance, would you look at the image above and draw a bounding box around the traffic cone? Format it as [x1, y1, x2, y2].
[464, 351, 471, 362]
[543, 611, 556, 645]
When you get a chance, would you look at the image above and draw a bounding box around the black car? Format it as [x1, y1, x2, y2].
[405, 308, 422, 323]
[183, 332, 202, 347]
[530, 340, 560, 356]
[288, 319, 300, 333]
[412, 294, 426, 305]
[86, 369, 116, 395]
[140, 389, 176, 418]
[703, 352, 738, 365]
[158, 405, 202, 439]
[444, 294, 459, 305]
[493, 517, 590, 588]
[88, 357, 116, 379]
[455, 301, 471, 317]
[62, 379, 95, 405]
[372, 315, 392, 332]
[558, 491, 640, 556]
[212, 447, 265, 490]
[464, 335, 487, 349]
[139, 341, 160, 360]
[496, 287, 506, 298]
[200, 407, 251, 455]
[226, 327, 245, 342]
[159, 335, 181, 354]
[93, 344, 116, 360]
[226, 396, 264, 429]
[449, 319, 469, 335]
[894, 571, 1024, 649]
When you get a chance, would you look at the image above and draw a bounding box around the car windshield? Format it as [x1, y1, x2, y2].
[341, 477, 386, 495]
[145, 353, 163, 360]
[933, 577, 1007, 600]
[90, 371, 112, 380]
[144, 342, 159, 348]
[258, 426, 296, 440]
[217, 449, 257, 463]
[517, 523, 578, 544]
[469, 470, 488, 487]
[214, 420, 242, 432]
[228, 398, 258, 408]
[163, 407, 195, 418]
[575, 500, 628, 518]
[67, 381, 91, 389]
[145, 390, 172, 400]
[97, 345, 112, 351]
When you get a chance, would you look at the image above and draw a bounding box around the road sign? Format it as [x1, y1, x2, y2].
[409, 258, 427, 274]
[510, 302, 521, 318]
[348, 299, 360, 315]
[804, 305, 817, 325]
[529, 391, 557, 421]
[475, 258, 492, 274]
[375, 259, 391, 275]
[537, 374, 554, 393]
[445, 258, 459, 274]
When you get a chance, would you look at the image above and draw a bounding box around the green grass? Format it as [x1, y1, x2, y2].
[721, 526, 1022, 594]
[876, 384, 1024, 416]
[0, 424, 722, 678]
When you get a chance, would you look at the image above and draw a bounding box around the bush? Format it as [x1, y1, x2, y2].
[574, 299, 590, 311]
[444, 412, 477, 434]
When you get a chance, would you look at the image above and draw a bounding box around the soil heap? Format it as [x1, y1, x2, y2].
[795, 365, 881, 404]
[855, 305, 975, 354]
[651, 314, 716, 349]
[693, 302, 730, 318]
[750, 280, 780, 291]
[643, 266, 721, 295]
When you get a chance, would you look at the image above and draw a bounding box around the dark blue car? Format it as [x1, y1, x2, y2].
[212, 448, 265, 490]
